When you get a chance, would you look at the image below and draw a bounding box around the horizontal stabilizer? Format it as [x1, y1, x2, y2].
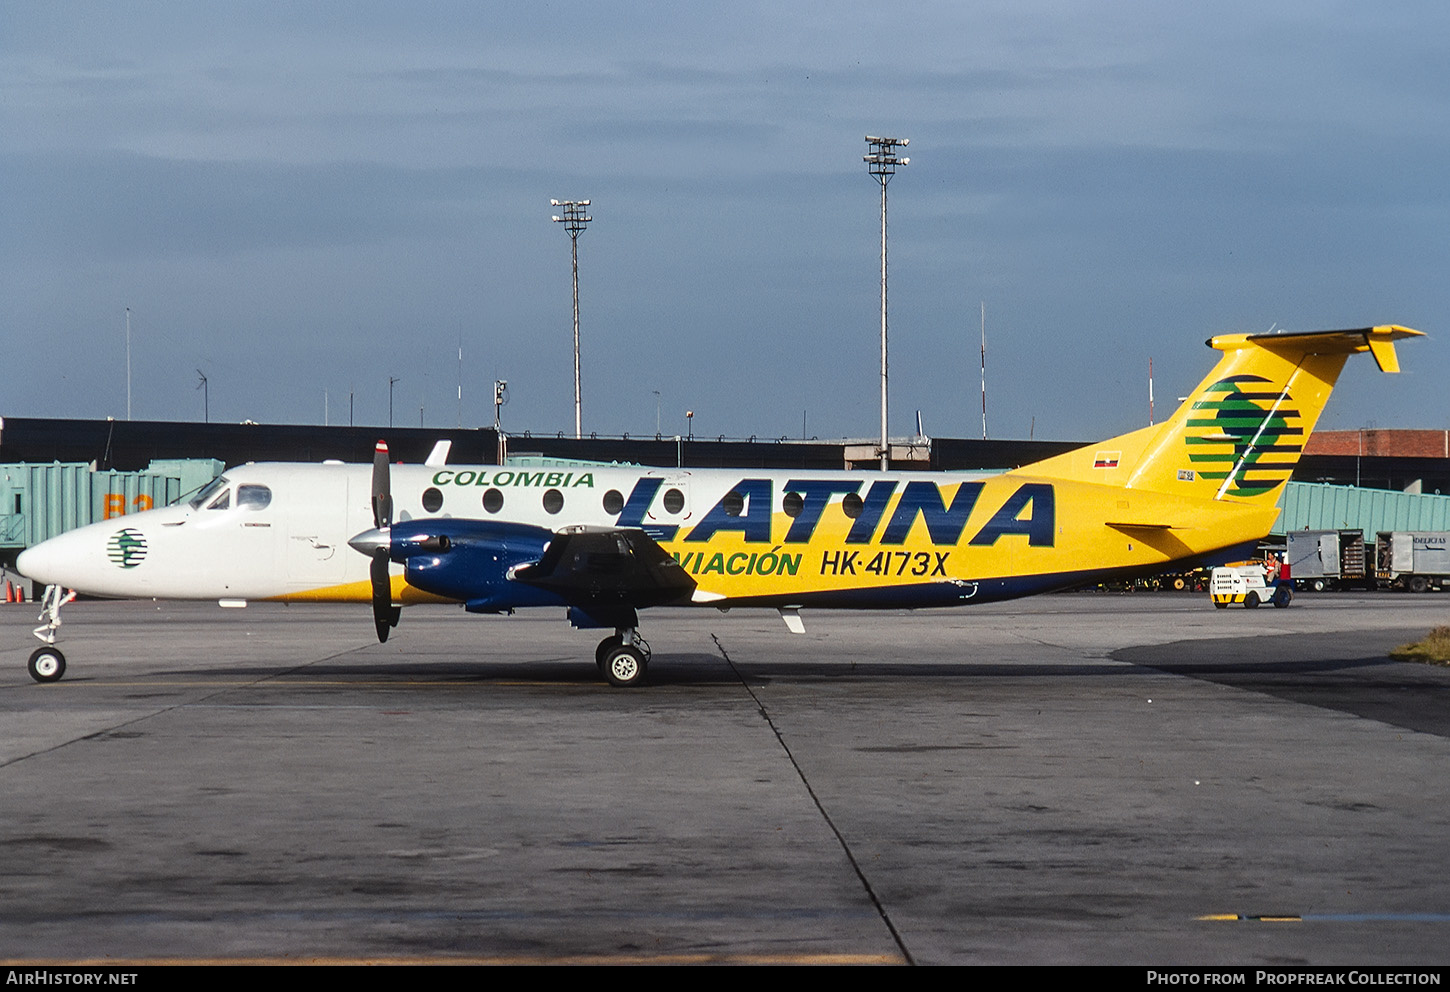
[1222, 325, 1422, 374]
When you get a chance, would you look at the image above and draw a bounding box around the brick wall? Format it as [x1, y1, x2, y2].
[1304, 430, 1450, 459]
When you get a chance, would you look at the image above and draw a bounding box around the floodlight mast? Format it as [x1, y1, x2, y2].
[551, 199, 592, 439]
[864, 136, 908, 470]
[494, 379, 508, 463]
[125, 308, 132, 421]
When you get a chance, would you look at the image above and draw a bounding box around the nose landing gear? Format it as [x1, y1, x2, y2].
[27, 585, 76, 683]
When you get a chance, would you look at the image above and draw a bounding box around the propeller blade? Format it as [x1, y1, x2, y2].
[371, 549, 399, 643]
[371, 440, 393, 530]
[368, 440, 399, 642]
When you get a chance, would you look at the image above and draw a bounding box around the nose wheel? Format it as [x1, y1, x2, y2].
[28, 646, 66, 684]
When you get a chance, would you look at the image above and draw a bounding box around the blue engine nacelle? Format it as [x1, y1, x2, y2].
[390, 519, 568, 613]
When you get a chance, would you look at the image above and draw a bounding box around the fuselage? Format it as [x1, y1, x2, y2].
[17, 459, 1274, 609]
[22, 328, 1424, 615]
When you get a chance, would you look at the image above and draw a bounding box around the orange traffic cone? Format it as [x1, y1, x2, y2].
[4, 580, 13, 604]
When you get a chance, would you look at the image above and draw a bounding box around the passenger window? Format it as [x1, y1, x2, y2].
[237, 485, 272, 510]
[663, 488, 685, 514]
[483, 488, 504, 513]
[543, 489, 564, 514]
[422, 487, 444, 513]
[603, 489, 625, 515]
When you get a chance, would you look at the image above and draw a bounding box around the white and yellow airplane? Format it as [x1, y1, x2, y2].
[17, 326, 1422, 687]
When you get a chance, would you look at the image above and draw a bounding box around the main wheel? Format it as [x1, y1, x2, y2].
[595, 634, 623, 668]
[602, 645, 647, 688]
[28, 647, 66, 683]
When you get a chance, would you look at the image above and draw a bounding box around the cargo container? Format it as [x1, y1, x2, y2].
[1285, 528, 1373, 591]
[1375, 531, 1450, 592]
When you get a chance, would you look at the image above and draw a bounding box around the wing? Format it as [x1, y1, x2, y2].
[380, 518, 694, 617]
[512, 526, 696, 608]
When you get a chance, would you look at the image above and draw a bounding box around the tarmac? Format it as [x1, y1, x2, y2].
[2, 591, 1448, 965]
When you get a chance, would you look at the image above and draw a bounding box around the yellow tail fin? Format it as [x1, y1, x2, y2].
[1018, 326, 1422, 504]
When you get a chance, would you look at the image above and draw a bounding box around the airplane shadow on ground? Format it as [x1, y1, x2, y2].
[141, 653, 739, 688]
[89, 628, 1450, 737]
[130, 628, 1416, 672]
[154, 654, 1396, 688]
[1114, 631, 1450, 739]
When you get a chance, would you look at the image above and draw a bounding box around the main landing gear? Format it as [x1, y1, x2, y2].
[595, 629, 652, 688]
[27, 585, 75, 684]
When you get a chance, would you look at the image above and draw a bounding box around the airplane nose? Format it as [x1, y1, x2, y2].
[16, 541, 57, 584]
[15, 528, 92, 586]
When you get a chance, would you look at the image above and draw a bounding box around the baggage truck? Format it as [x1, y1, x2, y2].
[1209, 563, 1293, 608]
[1285, 529, 1372, 591]
[1375, 531, 1450, 593]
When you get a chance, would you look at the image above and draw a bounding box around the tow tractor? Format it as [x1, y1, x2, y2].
[1209, 560, 1293, 609]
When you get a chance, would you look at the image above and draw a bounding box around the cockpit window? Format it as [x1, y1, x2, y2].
[189, 475, 230, 510]
[206, 489, 231, 510]
[237, 484, 272, 510]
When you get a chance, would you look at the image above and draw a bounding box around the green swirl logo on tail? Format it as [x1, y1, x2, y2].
[1183, 374, 1303, 498]
[107, 528, 148, 569]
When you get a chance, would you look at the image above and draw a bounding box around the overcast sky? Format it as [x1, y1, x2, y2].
[3, 1, 1446, 445]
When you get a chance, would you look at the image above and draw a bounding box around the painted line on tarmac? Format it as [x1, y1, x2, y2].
[1202, 912, 1450, 922]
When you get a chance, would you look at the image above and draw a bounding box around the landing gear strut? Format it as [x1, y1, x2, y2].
[28, 585, 76, 684]
[597, 628, 651, 688]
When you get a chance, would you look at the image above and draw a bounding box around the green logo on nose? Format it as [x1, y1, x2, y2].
[107, 528, 148, 569]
